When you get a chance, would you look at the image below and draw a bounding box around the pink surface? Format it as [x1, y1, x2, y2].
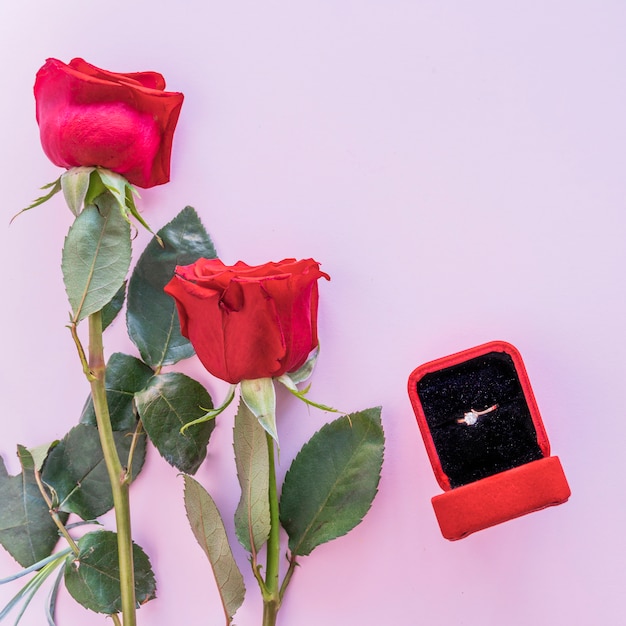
[1, 2, 625, 625]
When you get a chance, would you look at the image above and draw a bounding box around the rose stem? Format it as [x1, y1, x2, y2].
[88, 311, 136, 626]
[262, 432, 281, 626]
[33, 469, 80, 556]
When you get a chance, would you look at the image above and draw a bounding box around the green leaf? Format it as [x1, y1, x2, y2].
[0, 450, 68, 567]
[41, 424, 146, 519]
[64, 530, 156, 614]
[233, 401, 270, 554]
[61, 167, 95, 216]
[26, 442, 59, 473]
[101, 281, 126, 331]
[61, 193, 131, 323]
[279, 407, 384, 556]
[80, 353, 153, 431]
[127, 206, 217, 369]
[183, 475, 245, 625]
[135, 373, 215, 474]
[240, 378, 278, 444]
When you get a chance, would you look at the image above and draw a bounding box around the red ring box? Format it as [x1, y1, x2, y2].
[408, 341, 570, 540]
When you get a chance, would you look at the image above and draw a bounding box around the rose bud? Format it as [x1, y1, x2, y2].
[164, 258, 330, 384]
[34, 58, 184, 188]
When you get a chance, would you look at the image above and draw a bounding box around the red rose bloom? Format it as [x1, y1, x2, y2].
[34, 58, 184, 188]
[164, 258, 330, 384]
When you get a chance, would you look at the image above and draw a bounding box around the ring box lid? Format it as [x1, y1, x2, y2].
[408, 340, 550, 491]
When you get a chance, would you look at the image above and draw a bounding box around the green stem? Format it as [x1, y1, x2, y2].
[111, 614, 122, 626]
[279, 553, 298, 602]
[88, 311, 136, 626]
[125, 420, 144, 482]
[262, 599, 279, 626]
[32, 470, 80, 556]
[263, 433, 281, 626]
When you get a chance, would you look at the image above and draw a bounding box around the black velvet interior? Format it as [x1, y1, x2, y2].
[416, 351, 544, 488]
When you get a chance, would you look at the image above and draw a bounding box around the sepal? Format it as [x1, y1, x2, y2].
[96, 169, 160, 242]
[179, 384, 236, 435]
[61, 166, 95, 215]
[240, 378, 278, 445]
[12, 176, 62, 222]
[277, 371, 340, 414]
[286, 346, 319, 384]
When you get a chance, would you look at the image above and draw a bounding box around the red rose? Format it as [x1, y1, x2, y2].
[34, 58, 184, 188]
[164, 258, 330, 384]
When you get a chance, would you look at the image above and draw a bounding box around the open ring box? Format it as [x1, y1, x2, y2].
[408, 341, 570, 540]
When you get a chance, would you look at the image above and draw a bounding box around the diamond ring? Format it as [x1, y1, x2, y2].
[456, 404, 498, 426]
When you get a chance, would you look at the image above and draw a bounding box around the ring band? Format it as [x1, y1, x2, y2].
[456, 404, 498, 426]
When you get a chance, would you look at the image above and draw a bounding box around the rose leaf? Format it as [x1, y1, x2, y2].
[64, 530, 156, 614]
[279, 407, 384, 556]
[134, 372, 215, 475]
[183, 475, 245, 625]
[61, 193, 131, 323]
[233, 401, 270, 553]
[0, 448, 68, 567]
[80, 352, 153, 431]
[41, 424, 146, 520]
[101, 280, 126, 331]
[126, 206, 216, 369]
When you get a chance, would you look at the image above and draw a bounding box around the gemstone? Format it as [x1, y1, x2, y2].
[463, 411, 478, 426]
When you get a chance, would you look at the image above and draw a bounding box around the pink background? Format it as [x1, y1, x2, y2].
[1, 2, 625, 625]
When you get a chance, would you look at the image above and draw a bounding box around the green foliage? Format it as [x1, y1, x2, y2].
[183, 475, 245, 625]
[279, 407, 384, 556]
[64, 531, 156, 614]
[61, 193, 132, 323]
[41, 424, 146, 519]
[135, 373, 215, 475]
[101, 281, 126, 331]
[80, 353, 153, 431]
[0, 450, 68, 567]
[233, 401, 270, 554]
[126, 206, 217, 369]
